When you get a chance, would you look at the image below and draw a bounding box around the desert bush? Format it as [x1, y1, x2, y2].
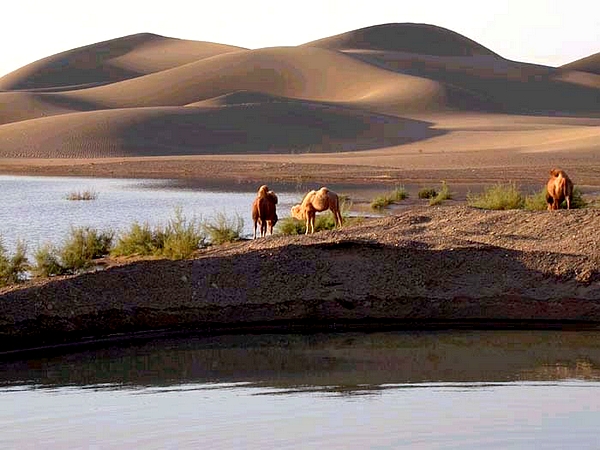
[111, 209, 206, 259]
[569, 187, 587, 209]
[370, 186, 408, 210]
[524, 188, 548, 211]
[278, 216, 306, 235]
[467, 182, 524, 210]
[60, 226, 114, 272]
[0, 239, 29, 286]
[204, 212, 244, 245]
[429, 181, 452, 206]
[65, 190, 98, 201]
[161, 208, 206, 259]
[418, 187, 438, 199]
[111, 222, 161, 257]
[32, 243, 67, 277]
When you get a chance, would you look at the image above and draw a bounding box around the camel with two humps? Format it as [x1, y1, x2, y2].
[546, 169, 574, 210]
[252, 185, 278, 238]
[291, 187, 343, 234]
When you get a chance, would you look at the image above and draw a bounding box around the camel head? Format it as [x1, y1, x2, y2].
[291, 204, 305, 221]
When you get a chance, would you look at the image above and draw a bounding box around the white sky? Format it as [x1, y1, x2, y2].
[2, 0, 599, 78]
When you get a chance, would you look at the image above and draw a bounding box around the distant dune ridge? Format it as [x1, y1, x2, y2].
[0, 23, 598, 161]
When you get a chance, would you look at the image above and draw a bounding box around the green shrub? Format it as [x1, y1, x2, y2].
[467, 182, 524, 210]
[278, 216, 306, 235]
[418, 187, 438, 199]
[60, 226, 114, 272]
[204, 212, 244, 245]
[429, 181, 452, 206]
[569, 187, 587, 209]
[370, 186, 408, 210]
[111, 222, 161, 257]
[161, 209, 206, 259]
[524, 189, 548, 211]
[65, 190, 98, 201]
[111, 209, 206, 260]
[0, 239, 29, 286]
[32, 243, 67, 277]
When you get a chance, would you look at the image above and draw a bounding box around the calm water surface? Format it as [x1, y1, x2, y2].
[1, 330, 600, 449]
[0, 175, 299, 252]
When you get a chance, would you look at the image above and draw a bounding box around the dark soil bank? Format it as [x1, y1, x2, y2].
[1, 206, 599, 354]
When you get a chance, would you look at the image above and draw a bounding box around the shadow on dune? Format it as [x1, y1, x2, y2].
[118, 103, 446, 156]
[0, 101, 447, 158]
[343, 51, 600, 115]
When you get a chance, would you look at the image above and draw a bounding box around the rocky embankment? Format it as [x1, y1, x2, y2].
[1, 205, 599, 354]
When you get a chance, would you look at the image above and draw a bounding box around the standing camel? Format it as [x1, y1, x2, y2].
[291, 187, 343, 234]
[252, 185, 278, 238]
[546, 169, 574, 210]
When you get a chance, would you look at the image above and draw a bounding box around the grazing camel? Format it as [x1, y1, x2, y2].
[291, 187, 343, 234]
[252, 185, 278, 238]
[546, 169, 574, 210]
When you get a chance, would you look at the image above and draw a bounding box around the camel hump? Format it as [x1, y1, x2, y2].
[267, 191, 278, 204]
[318, 187, 329, 194]
[258, 185, 270, 197]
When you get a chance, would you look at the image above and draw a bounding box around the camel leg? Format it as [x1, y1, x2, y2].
[253, 220, 258, 239]
[566, 196, 571, 209]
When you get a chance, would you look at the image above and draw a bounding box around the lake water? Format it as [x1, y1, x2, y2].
[1, 330, 600, 448]
[0, 175, 301, 253]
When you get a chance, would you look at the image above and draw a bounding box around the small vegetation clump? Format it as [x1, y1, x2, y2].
[59, 226, 114, 272]
[203, 212, 244, 245]
[429, 181, 452, 206]
[31, 243, 67, 277]
[65, 190, 98, 201]
[418, 187, 438, 199]
[113, 209, 206, 260]
[467, 182, 524, 210]
[111, 222, 162, 257]
[161, 209, 206, 259]
[371, 186, 408, 211]
[0, 239, 29, 286]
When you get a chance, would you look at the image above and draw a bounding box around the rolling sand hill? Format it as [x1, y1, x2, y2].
[0, 23, 598, 189]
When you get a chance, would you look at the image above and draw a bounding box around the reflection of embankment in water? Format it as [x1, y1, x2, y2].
[2, 330, 600, 392]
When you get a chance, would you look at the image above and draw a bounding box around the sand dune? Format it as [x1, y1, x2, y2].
[0, 33, 245, 91]
[561, 52, 600, 75]
[302, 23, 499, 57]
[0, 22, 598, 186]
[0, 102, 442, 158]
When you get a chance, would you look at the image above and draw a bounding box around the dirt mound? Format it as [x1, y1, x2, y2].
[1, 206, 599, 353]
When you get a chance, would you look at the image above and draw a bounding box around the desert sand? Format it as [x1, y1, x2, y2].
[0, 23, 599, 353]
[0, 23, 598, 191]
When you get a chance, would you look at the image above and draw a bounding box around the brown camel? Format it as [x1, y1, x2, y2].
[252, 185, 278, 238]
[546, 169, 574, 210]
[291, 187, 343, 234]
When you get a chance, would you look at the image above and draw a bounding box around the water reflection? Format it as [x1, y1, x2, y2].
[2, 330, 600, 392]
